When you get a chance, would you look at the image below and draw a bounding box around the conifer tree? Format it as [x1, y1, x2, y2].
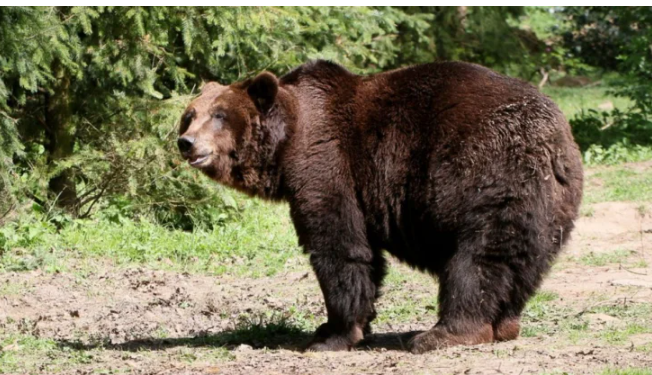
[0, 6, 429, 218]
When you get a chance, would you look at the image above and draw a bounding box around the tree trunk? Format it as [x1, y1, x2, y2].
[45, 62, 78, 214]
[538, 67, 550, 89]
[457, 6, 468, 27]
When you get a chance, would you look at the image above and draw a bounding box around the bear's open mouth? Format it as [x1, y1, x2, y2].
[188, 153, 212, 166]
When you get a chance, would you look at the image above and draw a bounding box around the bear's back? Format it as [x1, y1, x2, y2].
[349, 61, 565, 159]
[361, 61, 553, 129]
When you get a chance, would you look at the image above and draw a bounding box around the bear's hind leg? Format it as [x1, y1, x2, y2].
[493, 252, 551, 342]
[493, 315, 521, 342]
[408, 212, 555, 353]
[364, 252, 387, 335]
[408, 238, 513, 353]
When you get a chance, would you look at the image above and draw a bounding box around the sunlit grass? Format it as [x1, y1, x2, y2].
[542, 85, 632, 120]
[0, 197, 302, 278]
[584, 165, 652, 204]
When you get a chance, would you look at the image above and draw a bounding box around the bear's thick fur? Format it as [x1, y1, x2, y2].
[177, 60, 583, 353]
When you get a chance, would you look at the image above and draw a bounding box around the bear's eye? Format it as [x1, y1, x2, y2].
[212, 115, 224, 131]
[180, 109, 195, 133]
[213, 112, 226, 120]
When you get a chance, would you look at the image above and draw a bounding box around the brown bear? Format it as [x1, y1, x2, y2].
[177, 60, 583, 353]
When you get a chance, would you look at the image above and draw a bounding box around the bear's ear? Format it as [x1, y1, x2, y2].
[247, 72, 278, 114]
[201, 81, 223, 94]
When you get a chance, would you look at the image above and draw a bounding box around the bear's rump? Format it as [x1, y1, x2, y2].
[357, 121, 578, 271]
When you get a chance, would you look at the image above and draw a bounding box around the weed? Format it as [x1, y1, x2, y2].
[584, 166, 652, 204]
[632, 260, 648, 268]
[583, 143, 652, 166]
[521, 291, 588, 339]
[580, 205, 595, 217]
[153, 326, 170, 340]
[602, 323, 650, 344]
[600, 369, 652, 375]
[579, 250, 633, 267]
[0, 281, 24, 296]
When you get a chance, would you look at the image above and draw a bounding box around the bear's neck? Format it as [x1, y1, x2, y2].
[230, 90, 297, 201]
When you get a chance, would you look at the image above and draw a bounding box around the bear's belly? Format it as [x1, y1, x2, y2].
[383, 233, 457, 276]
[364, 201, 457, 276]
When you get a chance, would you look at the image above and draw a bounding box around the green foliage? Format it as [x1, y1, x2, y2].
[543, 84, 651, 165]
[2, 6, 651, 234]
[571, 109, 652, 152]
[562, 7, 649, 72]
[0, 6, 430, 228]
[394, 7, 542, 78]
[563, 7, 652, 162]
[570, 109, 652, 165]
[583, 143, 652, 166]
[0, 7, 54, 215]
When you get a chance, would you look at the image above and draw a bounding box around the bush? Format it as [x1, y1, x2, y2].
[5, 92, 240, 231]
[571, 108, 652, 165]
[564, 7, 652, 165]
[0, 6, 432, 227]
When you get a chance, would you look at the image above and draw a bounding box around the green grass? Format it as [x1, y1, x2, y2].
[586, 302, 652, 346]
[542, 86, 632, 120]
[0, 334, 96, 374]
[602, 323, 651, 344]
[214, 313, 313, 348]
[0, 198, 302, 278]
[577, 248, 648, 269]
[383, 261, 435, 290]
[521, 291, 600, 342]
[521, 291, 566, 338]
[521, 292, 652, 348]
[524, 291, 559, 319]
[0, 331, 235, 374]
[580, 205, 596, 217]
[0, 281, 24, 297]
[590, 302, 652, 322]
[585, 164, 652, 204]
[579, 250, 633, 267]
[375, 294, 438, 325]
[375, 263, 439, 325]
[600, 369, 652, 375]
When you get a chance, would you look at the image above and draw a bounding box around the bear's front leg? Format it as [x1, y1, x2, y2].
[288, 178, 381, 351]
[305, 252, 378, 351]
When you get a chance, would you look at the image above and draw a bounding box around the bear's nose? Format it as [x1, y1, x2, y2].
[177, 136, 195, 154]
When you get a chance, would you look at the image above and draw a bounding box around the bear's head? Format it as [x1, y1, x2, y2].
[177, 72, 293, 198]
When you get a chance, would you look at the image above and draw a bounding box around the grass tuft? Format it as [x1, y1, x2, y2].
[579, 250, 633, 267]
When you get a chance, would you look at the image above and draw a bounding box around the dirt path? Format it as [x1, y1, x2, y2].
[1, 202, 652, 374]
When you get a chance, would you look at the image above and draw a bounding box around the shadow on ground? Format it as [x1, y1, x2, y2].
[358, 331, 420, 351]
[55, 322, 421, 353]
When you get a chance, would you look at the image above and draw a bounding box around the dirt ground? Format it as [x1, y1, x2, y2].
[1, 201, 652, 374]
